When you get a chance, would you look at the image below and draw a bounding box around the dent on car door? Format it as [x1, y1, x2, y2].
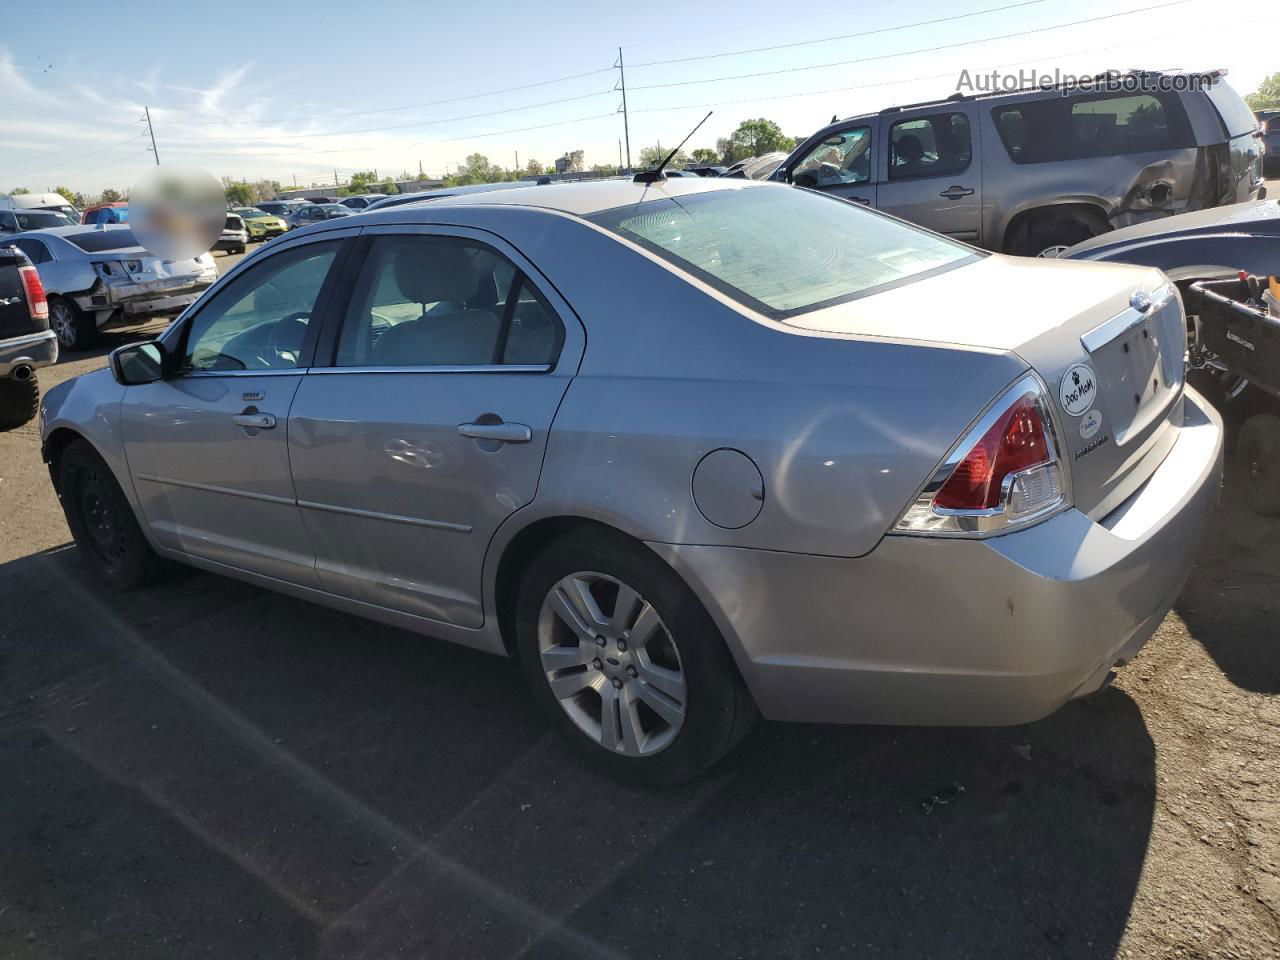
[789, 124, 877, 207]
[119, 237, 346, 583]
[287, 228, 583, 629]
[876, 109, 982, 242]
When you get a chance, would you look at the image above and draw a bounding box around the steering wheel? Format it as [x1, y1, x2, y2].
[265, 311, 310, 366]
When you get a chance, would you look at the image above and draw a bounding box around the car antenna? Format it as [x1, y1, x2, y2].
[634, 110, 713, 184]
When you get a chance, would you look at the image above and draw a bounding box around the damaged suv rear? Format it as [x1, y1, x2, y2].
[778, 70, 1265, 257]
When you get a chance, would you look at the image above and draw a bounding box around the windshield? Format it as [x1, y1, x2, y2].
[66, 228, 140, 252]
[15, 210, 71, 229]
[588, 185, 977, 318]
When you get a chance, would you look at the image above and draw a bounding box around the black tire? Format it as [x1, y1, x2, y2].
[57, 438, 168, 589]
[1237, 414, 1280, 516]
[1012, 213, 1103, 258]
[514, 529, 756, 786]
[232, 245, 246, 255]
[0, 373, 40, 430]
[48, 296, 96, 351]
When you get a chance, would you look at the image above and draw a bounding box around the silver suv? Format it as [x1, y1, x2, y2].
[777, 70, 1265, 257]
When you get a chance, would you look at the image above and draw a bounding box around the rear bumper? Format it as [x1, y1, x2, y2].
[75, 276, 213, 321]
[0, 329, 57, 376]
[651, 387, 1223, 727]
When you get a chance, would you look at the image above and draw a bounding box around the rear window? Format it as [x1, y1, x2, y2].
[588, 186, 977, 319]
[994, 92, 1191, 163]
[14, 211, 70, 230]
[1205, 80, 1258, 137]
[66, 229, 139, 252]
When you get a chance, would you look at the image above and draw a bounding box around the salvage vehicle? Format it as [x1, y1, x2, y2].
[0, 244, 56, 429]
[231, 207, 288, 242]
[1, 192, 80, 221]
[339, 194, 388, 209]
[0, 208, 75, 235]
[41, 178, 1222, 784]
[215, 213, 249, 254]
[285, 203, 352, 230]
[81, 202, 129, 225]
[777, 70, 1264, 256]
[365, 181, 531, 211]
[9, 225, 217, 351]
[1064, 197, 1280, 283]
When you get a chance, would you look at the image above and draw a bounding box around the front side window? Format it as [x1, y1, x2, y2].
[182, 241, 338, 372]
[336, 235, 563, 367]
[889, 113, 972, 180]
[791, 126, 872, 186]
[589, 185, 977, 318]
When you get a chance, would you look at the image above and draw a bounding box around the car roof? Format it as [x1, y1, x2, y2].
[391, 175, 763, 218]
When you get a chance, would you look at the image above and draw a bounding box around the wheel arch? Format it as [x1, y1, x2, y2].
[491, 514, 649, 657]
[1001, 201, 1111, 254]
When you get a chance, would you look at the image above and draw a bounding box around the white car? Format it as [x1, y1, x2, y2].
[215, 213, 248, 255]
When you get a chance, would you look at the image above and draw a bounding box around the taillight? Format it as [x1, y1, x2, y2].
[894, 375, 1067, 537]
[18, 265, 47, 321]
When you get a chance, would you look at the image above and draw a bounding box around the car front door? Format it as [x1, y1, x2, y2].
[286, 225, 583, 629]
[875, 108, 982, 243]
[118, 235, 348, 584]
[787, 121, 877, 207]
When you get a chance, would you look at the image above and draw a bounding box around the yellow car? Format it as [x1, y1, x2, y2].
[232, 207, 287, 242]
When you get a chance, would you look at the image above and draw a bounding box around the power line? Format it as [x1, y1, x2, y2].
[166, 66, 616, 127]
[0, 122, 143, 178]
[2, 130, 150, 184]
[629, 1, 1193, 91]
[626, 0, 1048, 68]
[162, 88, 613, 144]
[49, 135, 151, 185]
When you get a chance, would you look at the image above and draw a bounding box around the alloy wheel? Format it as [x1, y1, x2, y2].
[537, 571, 687, 756]
[50, 302, 75, 348]
[1035, 245, 1071, 259]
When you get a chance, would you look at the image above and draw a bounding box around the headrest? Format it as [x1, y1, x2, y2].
[896, 135, 924, 162]
[392, 243, 476, 305]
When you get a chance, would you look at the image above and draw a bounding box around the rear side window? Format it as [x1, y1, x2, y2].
[1205, 80, 1258, 137]
[889, 112, 972, 180]
[995, 92, 1191, 163]
[11, 238, 51, 264]
[589, 186, 977, 319]
[66, 229, 138, 252]
[1268, 117, 1280, 135]
[336, 235, 563, 367]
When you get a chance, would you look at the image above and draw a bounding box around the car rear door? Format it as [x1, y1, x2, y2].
[119, 233, 351, 584]
[875, 106, 982, 243]
[286, 224, 583, 629]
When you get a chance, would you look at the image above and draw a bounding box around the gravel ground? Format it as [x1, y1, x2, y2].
[1, 235, 1279, 959]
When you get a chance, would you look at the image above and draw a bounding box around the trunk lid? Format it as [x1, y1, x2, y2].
[787, 254, 1185, 520]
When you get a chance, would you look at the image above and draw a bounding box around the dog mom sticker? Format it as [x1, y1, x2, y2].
[1059, 363, 1097, 417]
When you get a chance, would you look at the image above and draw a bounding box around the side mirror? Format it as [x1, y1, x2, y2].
[109, 340, 167, 386]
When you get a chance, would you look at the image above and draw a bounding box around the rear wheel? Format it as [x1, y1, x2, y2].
[1237, 414, 1280, 516]
[515, 529, 755, 785]
[57, 439, 168, 588]
[0, 374, 40, 430]
[48, 296, 96, 351]
[1012, 212, 1104, 258]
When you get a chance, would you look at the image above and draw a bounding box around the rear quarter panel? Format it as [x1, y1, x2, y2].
[448, 205, 1028, 558]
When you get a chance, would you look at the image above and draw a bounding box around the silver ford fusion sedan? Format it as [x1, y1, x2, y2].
[40, 177, 1223, 784]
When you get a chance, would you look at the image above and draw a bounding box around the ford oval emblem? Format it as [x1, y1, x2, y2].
[1130, 290, 1153, 313]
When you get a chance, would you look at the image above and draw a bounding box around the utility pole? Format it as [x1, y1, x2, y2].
[515, 150, 519, 172]
[618, 139, 623, 171]
[293, 173, 297, 187]
[615, 47, 632, 171]
[419, 159, 424, 178]
[143, 105, 159, 165]
[334, 168, 339, 189]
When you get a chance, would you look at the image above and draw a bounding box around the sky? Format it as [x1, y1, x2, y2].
[1, 0, 1274, 195]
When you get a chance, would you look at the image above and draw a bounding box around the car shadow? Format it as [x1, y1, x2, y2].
[1174, 461, 1280, 695]
[0, 546, 1156, 959]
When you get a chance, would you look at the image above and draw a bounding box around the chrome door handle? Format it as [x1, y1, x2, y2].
[458, 421, 532, 444]
[232, 413, 277, 429]
[939, 185, 975, 199]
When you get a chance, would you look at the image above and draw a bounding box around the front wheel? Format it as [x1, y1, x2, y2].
[57, 439, 168, 588]
[1238, 414, 1280, 516]
[515, 529, 755, 785]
